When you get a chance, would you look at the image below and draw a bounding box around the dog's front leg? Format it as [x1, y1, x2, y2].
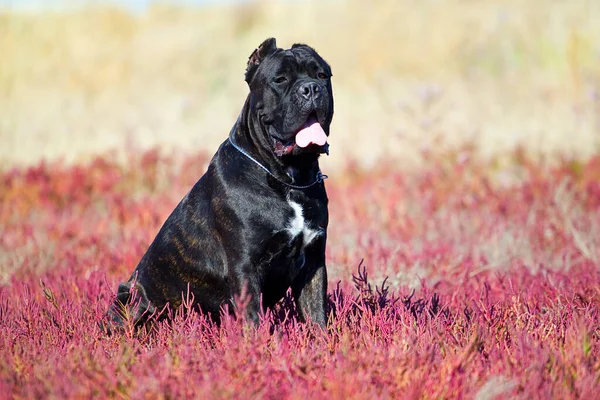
[292, 239, 328, 328]
[232, 274, 262, 326]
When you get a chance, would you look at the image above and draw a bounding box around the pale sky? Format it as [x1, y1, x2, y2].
[0, 0, 246, 12]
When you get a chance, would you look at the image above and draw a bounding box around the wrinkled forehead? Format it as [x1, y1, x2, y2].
[260, 47, 332, 77]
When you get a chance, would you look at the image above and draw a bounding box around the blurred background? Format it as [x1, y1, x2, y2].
[1, 0, 599, 172]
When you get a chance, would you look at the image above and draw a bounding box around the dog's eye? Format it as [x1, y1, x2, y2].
[274, 76, 288, 84]
[318, 73, 328, 79]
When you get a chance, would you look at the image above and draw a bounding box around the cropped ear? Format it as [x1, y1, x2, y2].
[245, 38, 278, 84]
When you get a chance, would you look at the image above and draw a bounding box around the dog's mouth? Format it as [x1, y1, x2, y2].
[273, 113, 329, 157]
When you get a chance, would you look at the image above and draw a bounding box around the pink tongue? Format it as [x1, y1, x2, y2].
[295, 121, 328, 148]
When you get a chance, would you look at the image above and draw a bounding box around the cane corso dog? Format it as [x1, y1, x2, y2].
[106, 38, 333, 330]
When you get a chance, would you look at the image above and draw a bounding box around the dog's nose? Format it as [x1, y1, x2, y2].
[298, 82, 321, 100]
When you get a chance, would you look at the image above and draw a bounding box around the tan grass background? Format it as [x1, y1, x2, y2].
[1, 0, 599, 171]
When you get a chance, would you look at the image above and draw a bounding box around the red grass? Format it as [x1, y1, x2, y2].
[1, 150, 600, 399]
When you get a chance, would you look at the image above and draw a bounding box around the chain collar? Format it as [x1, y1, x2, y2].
[228, 136, 328, 190]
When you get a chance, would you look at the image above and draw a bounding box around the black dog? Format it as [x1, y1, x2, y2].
[106, 38, 333, 329]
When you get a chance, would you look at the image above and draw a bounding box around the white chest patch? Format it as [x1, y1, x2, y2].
[286, 201, 322, 248]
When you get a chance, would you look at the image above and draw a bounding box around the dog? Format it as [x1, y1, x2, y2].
[106, 38, 334, 330]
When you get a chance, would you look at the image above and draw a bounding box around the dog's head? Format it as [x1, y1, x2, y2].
[244, 38, 334, 157]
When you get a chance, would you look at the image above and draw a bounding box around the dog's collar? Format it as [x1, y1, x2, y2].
[228, 136, 328, 190]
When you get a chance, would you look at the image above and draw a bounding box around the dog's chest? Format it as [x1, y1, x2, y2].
[285, 201, 322, 249]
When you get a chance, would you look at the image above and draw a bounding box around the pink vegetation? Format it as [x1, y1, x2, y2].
[1, 150, 600, 398]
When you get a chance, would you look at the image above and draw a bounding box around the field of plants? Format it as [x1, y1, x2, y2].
[1, 147, 600, 398]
